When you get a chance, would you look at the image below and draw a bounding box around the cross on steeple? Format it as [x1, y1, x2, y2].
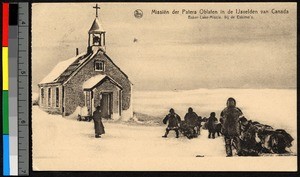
[93, 4, 100, 17]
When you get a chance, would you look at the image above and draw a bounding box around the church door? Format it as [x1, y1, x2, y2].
[100, 92, 113, 119]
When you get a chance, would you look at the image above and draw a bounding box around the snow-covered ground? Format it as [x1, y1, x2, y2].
[32, 89, 297, 171]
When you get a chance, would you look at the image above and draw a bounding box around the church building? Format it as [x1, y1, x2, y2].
[38, 4, 133, 120]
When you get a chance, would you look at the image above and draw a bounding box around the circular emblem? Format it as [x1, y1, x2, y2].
[134, 9, 143, 19]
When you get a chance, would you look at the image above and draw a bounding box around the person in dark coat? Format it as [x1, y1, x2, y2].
[162, 108, 181, 138]
[93, 106, 105, 138]
[220, 97, 243, 156]
[184, 107, 200, 135]
[207, 112, 218, 139]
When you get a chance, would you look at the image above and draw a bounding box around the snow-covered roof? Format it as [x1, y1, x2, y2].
[82, 74, 123, 90]
[88, 18, 105, 34]
[39, 49, 131, 86]
[39, 52, 86, 84]
[83, 74, 107, 89]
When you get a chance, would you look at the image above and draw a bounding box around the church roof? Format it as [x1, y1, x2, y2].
[82, 74, 123, 90]
[39, 49, 130, 86]
[88, 18, 105, 34]
[39, 52, 88, 84]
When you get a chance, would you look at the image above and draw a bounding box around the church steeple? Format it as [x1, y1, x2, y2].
[88, 4, 106, 53]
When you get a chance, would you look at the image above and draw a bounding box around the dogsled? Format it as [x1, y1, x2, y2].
[237, 119, 294, 156]
[179, 121, 200, 139]
[250, 121, 293, 154]
[77, 106, 92, 122]
[257, 128, 294, 154]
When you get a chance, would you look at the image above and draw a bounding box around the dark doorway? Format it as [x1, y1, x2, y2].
[101, 92, 113, 119]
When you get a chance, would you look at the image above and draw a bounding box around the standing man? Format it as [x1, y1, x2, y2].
[162, 108, 181, 138]
[220, 97, 243, 156]
[92, 106, 105, 138]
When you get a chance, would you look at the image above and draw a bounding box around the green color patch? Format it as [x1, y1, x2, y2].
[3, 90, 9, 134]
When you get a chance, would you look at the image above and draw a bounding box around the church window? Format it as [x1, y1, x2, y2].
[41, 87, 44, 104]
[48, 87, 51, 107]
[95, 61, 104, 71]
[55, 87, 59, 108]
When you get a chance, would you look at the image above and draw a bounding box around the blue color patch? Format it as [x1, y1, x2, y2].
[3, 135, 10, 176]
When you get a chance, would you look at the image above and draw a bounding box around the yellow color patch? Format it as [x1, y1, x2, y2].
[2, 47, 9, 90]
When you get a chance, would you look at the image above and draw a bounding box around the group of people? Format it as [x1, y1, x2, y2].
[162, 98, 242, 157]
[161, 98, 241, 149]
[162, 97, 294, 157]
[162, 107, 201, 138]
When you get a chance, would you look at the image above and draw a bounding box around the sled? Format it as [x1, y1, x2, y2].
[179, 121, 199, 139]
[77, 106, 92, 122]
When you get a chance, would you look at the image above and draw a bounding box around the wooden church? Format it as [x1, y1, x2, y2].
[38, 4, 133, 120]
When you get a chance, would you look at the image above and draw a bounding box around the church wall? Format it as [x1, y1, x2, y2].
[38, 84, 63, 114]
[63, 51, 132, 117]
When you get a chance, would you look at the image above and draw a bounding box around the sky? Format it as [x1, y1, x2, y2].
[32, 3, 296, 92]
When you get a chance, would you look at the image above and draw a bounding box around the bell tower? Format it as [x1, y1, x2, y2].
[87, 4, 106, 53]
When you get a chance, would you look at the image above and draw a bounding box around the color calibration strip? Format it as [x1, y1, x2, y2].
[2, 2, 10, 176]
[2, 2, 23, 176]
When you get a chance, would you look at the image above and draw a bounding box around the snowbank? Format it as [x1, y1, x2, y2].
[121, 104, 133, 121]
[32, 92, 39, 105]
[66, 106, 82, 119]
[32, 92, 39, 101]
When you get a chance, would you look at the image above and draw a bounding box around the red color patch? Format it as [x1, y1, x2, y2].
[2, 3, 9, 47]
